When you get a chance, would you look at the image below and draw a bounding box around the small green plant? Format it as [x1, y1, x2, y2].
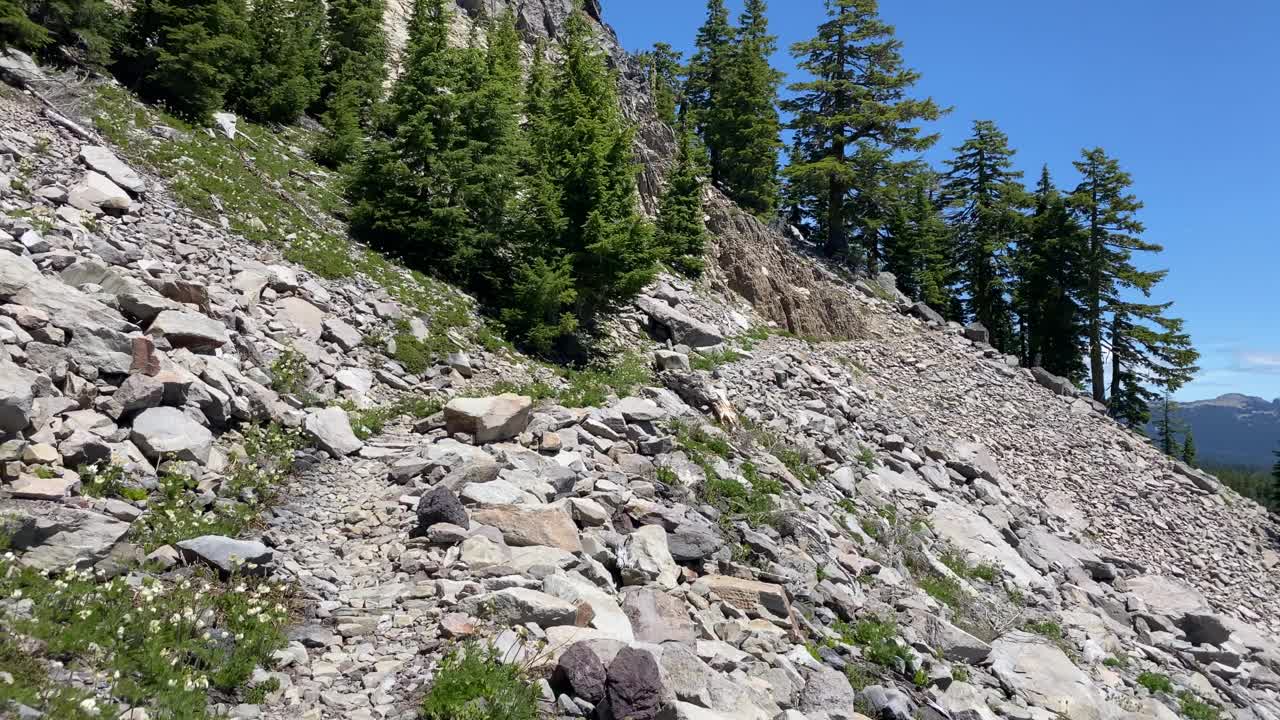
[836, 617, 912, 670]
[1102, 655, 1128, 669]
[1178, 692, 1220, 720]
[489, 379, 559, 402]
[269, 345, 309, 395]
[420, 642, 539, 720]
[655, 466, 680, 487]
[951, 665, 971, 682]
[939, 546, 1001, 583]
[691, 347, 743, 371]
[0, 634, 101, 718]
[701, 463, 781, 528]
[340, 396, 445, 441]
[844, 664, 871, 691]
[244, 676, 281, 705]
[557, 353, 652, 408]
[1137, 671, 1174, 695]
[1024, 619, 1065, 641]
[912, 667, 929, 688]
[78, 463, 146, 500]
[31, 465, 58, 479]
[919, 573, 968, 611]
[391, 322, 444, 374]
[672, 419, 733, 459]
[857, 446, 877, 469]
[775, 446, 820, 485]
[805, 643, 822, 661]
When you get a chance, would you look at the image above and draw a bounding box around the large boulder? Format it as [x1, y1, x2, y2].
[605, 647, 665, 720]
[443, 394, 532, 444]
[148, 310, 229, 352]
[1031, 367, 1077, 397]
[177, 535, 273, 573]
[12, 509, 130, 570]
[68, 170, 131, 211]
[0, 359, 38, 434]
[635, 296, 723, 349]
[304, 406, 363, 457]
[1125, 574, 1211, 617]
[131, 406, 214, 463]
[692, 575, 790, 622]
[543, 573, 634, 641]
[622, 588, 696, 644]
[617, 524, 678, 589]
[552, 641, 607, 704]
[459, 587, 580, 628]
[415, 486, 469, 531]
[470, 504, 582, 552]
[79, 146, 145, 194]
[988, 631, 1108, 720]
[798, 667, 858, 720]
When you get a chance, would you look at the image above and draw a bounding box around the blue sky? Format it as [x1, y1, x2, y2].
[605, 0, 1280, 401]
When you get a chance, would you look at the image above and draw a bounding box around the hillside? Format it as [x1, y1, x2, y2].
[1159, 394, 1280, 469]
[1, 2, 1279, 720]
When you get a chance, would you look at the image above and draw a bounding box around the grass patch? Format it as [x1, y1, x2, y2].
[1178, 692, 1220, 720]
[557, 353, 652, 408]
[1102, 655, 1128, 669]
[919, 573, 968, 611]
[939, 546, 1000, 583]
[774, 446, 820, 485]
[420, 642, 539, 720]
[340, 396, 444, 441]
[835, 617, 912, 670]
[78, 463, 148, 501]
[269, 345, 309, 395]
[700, 462, 783, 527]
[0, 560, 289, 717]
[1137, 671, 1173, 695]
[672, 420, 732, 459]
[691, 348, 743, 371]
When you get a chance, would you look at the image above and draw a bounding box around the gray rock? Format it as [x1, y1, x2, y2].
[1031, 367, 1076, 396]
[667, 525, 720, 563]
[10, 471, 79, 500]
[79, 146, 145, 194]
[909, 301, 945, 324]
[459, 588, 579, 627]
[861, 685, 916, 720]
[552, 641, 607, 704]
[58, 430, 112, 467]
[68, 171, 131, 211]
[15, 509, 130, 571]
[304, 406, 363, 457]
[654, 350, 691, 372]
[622, 588, 696, 644]
[177, 535, 273, 573]
[988, 631, 1107, 720]
[131, 406, 213, 464]
[798, 667, 857, 720]
[617, 524, 678, 589]
[322, 318, 362, 351]
[1179, 613, 1232, 647]
[0, 359, 38, 433]
[635, 296, 723, 349]
[962, 322, 990, 344]
[605, 647, 664, 720]
[115, 373, 165, 414]
[148, 310, 229, 352]
[444, 394, 533, 443]
[416, 486, 469, 531]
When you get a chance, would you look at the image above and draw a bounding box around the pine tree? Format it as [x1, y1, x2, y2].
[716, 0, 781, 217]
[884, 173, 951, 311]
[783, 0, 942, 261]
[1181, 429, 1196, 466]
[509, 10, 657, 353]
[232, 0, 322, 123]
[684, 0, 732, 182]
[1069, 147, 1199, 420]
[314, 0, 385, 164]
[1013, 166, 1088, 379]
[1, 0, 50, 51]
[24, 0, 122, 67]
[1272, 445, 1280, 493]
[1154, 391, 1181, 456]
[941, 120, 1025, 352]
[348, 0, 524, 295]
[115, 0, 252, 122]
[636, 42, 682, 128]
[655, 120, 708, 277]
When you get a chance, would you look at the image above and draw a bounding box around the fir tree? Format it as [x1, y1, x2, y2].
[1069, 147, 1199, 417]
[684, 0, 732, 182]
[716, 0, 781, 217]
[510, 10, 657, 353]
[116, 0, 252, 122]
[655, 120, 708, 277]
[1272, 445, 1280, 495]
[25, 0, 122, 67]
[884, 173, 951, 311]
[636, 42, 682, 128]
[232, 0, 322, 123]
[1013, 166, 1088, 379]
[1154, 391, 1181, 456]
[348, 0, 524, 295]
[941, 120, 1025, 352]
[1181, 429, 1196, 466]
[783, 0, 942, 261]
[315, 0, 385, 164]
[1, 0, 51, 51]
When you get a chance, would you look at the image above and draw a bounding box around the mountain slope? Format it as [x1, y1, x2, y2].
[1166, 394, 1280, 468]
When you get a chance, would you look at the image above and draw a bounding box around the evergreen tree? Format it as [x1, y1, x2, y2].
[348, 0, 524, 296]
[655, 119, 708, 277]
[1069, 147, 1199, 419]
[636, 42, 682, 128]
[1154, 391, 1181, 456]
[116, 0, 252, 122]
[783, 0, 942, 261]
[684, 0, 732, 182]
[315, 0, 385, 164]
[509, 10, 657, 353]
[1181, 429, 1196, 466]
[25, 0, 122, 67]
[884, 173, 952, 311]
[1273, 445, 1280, 493]
[232, 0, 322, 123]
[716, 0, 781, 217]
[1, 0, 51, 51]
[940, 120, 1025, 352]
[1013, 166, 1088, 379]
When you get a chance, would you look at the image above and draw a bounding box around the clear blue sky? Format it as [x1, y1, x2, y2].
[605, 0, 1280, 402]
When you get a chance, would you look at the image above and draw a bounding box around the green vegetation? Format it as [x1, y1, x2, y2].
[0, 634, 100, 719]
[834, 617, 912, 670]
[1137, 671, 1173, 695]
[691, 347, 744, 371]
[0, 560, 290, 717]
[939, 546, 1001, 583]
[951, 665, 970, 682]
[919, 572, 967, 611]
[269, 345, 309, 395]
[78, 463, 147, 501]
[340, 396, 444, 441]
[420, 642, 539, 720]
[655, 120, 709, 277]
[1178, 692, 1220, 720]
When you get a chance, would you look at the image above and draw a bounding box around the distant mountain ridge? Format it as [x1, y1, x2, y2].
[1158, 393, 1280, 468]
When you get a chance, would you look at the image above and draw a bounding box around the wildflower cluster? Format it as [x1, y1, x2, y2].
[0, 555, 290, 717]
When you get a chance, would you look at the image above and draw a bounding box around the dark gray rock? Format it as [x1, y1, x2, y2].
[962, 322, 990, 344]
[909, 301, 945, 325]
[668, 525, 720, 563]
[416, 486, 469, 532]
[1031, 366, 1077, 397]
[552, 641, 607, 705]
[862, 685, 916, 720]
[176, 535, 272, 574]
[1179, 613, 1232, 647]
[605, 647, 664, 720]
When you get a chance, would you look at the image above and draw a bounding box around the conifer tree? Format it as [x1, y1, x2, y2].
[940, 120, 1025, 352]
[1, 0, 50, 51]
[1070, 147, 1199, 417]
[884, 174, 951, 311]
[636, 42, 682, 128]
[24, 0, 122, 67]
[655, 120, 708, 277]
[348, 0, 524, 295]
[314, 0, 385, 164]
[509, 10, 657, 353]
[1272, 445, 1280, 490]
[116, 0, 251, 122]
[1181, 429, 1196, 466]
[1154, 391, 1181, 456]
[684, 0, 732, 181]
[716, 0, 781, 217]
[232, 0, 322, 123]
[784, 0, 941, 261]
[1013, 166, 1088, 379]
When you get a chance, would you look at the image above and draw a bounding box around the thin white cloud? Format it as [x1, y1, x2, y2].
[1237, 351, 1280, 374]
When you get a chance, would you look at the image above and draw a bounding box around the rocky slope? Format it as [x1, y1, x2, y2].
[2, 3, 1280, 720]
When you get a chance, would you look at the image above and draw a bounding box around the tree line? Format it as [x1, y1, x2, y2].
[641, 0, 1199, 428]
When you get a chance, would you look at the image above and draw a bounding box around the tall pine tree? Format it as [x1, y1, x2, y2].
[884, 173, 952, 311]
[115, 0, 251, 122]
[655, 119, 708, 277]
[716, 0, 781, 217]
[636, 42, 682, 128]
[314, 0, 385, 165]
[1012, 166, 1088, 379]
[1181, 429, 1196, 466]
[1154, 391, 1181, 456]
[941, 120, 1025, 352]
[1070, 147, 1199, 423]
[1, 0, 51, 51]
[684, 0, 732, 183]
[232, 0, 322, 123]
[24, 0, 122, 67]
[783, 0, 941, 262]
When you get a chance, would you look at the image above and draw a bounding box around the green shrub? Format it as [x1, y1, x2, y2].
[691, 348, 743, 371]
[420, 642, 539, 720]
[558, 354, 652, 408]
[79, 463, 146, 501]
[1178, 692, 1220, 720]
[1024, 619, 1064, 641]
[919, 573, 967, 611]
[1137, 671, 1173, 695]
[269, 345, 309, 395]
[774, 446, 820, 485]
[835, 617, 912, 669]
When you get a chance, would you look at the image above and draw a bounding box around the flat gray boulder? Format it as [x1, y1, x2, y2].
[304, 406, 363, 457]
[69, 170, 131, 211]
[444, 394, 532, 443]
[0, 359, 38, 433]
[131, 406, 213, 463]
[148, 310, 229, 352]
[459, 587, 579, 628]
[177, 535, 273, 573]
[16, 509, 130, 571]
[988, 631, 1108, 720]
[79, 145, 145, 194]
[636, 296, 723, 349]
